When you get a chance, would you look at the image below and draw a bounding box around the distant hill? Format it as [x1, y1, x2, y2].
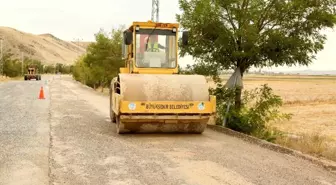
[70, 41, 92, 49]
[245, 68, 336, 76]
[282, 70, 336, 75]
[0, 26, 91, 65]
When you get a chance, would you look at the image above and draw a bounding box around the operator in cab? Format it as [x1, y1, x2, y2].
[145, 35, 165, 52]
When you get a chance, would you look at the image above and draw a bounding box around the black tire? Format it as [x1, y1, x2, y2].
[116, 116, 121, 134]
[115, 117, 131, 134]
[109, 84, 116, 123]
[116, 116, 125, 134]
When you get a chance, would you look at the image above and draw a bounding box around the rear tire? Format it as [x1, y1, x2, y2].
[190, 122, 207, 134]
[109, 84, 116, 123]
[116, 116, 121, 134]
[115, 116, 130, 134]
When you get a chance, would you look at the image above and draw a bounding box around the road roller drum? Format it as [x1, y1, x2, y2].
[109, 20, 216, 134]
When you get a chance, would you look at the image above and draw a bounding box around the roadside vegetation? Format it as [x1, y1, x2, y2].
[70, 1, 336, 161]
[0, 76, 10, 82]
[71, 27, 124, 92]
[0, 49, 71, 78]
[176, 0, 336, 161]
[277, 132, 336, 161]
[183, 70, 336, 161]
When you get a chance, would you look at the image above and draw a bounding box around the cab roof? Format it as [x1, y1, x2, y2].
[127, 20, 179, 31]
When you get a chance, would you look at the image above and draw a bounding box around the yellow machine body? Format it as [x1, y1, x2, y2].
[109, 20, 216, 134]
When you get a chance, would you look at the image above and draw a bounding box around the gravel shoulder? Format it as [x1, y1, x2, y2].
[0, 77, 52, 185]
[48, 76, 336, 185]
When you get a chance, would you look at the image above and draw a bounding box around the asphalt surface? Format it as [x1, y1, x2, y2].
[0, 76, 50, 185]
[0, 75, 336, 185]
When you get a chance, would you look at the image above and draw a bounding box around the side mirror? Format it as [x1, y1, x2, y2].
[182, 31, 189, 45]
[124, 30, 133, 45]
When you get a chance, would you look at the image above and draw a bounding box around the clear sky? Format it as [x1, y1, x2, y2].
[0, 0, 335, 71]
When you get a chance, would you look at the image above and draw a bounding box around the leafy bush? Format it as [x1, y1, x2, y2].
[0, 48, 71, 77]
[210, 83, 292, 142]
[72, 27, 124, 90]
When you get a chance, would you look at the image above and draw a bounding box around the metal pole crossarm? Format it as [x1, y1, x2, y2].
[151, 0, 159, 22]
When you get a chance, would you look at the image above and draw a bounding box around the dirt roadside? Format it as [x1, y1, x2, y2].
[44, 76, 336, 185]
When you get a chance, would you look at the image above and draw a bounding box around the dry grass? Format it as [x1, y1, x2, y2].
[0, 26, 88, 64]
[95, 87, 110, 96]
[0, 76, 11, 82]
[209, 74, 336, 161]
[0, 75, 27, 81]
[276, 133, 336, 161]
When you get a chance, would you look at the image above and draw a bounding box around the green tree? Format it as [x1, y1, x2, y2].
[54, 63, 71, 74]
[177, 0, 336, 109]
[24, 58, 43, 72]
[3, 51, 21, 77]
[82, 27, 124, 90]
[43, 64, 56, 74]
[72, 54, 91, 84]
[71, 26, 124, 90]
[1, 48, 54, 77]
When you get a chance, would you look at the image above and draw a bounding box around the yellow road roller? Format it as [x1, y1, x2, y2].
[109, 20, 216, 134]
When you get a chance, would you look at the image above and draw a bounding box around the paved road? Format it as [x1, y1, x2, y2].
[0, 75, 335, 185]
[0, 77, 51, 185]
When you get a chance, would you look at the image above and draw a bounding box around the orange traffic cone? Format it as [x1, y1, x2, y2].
[39, 86, 45, 99]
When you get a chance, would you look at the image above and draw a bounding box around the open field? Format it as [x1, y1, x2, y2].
[218, 74, 336, 138]
[209, 74, 336, 160]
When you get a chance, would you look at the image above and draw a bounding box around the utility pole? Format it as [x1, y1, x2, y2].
[73, 37, 83, 58]
[151, 0, 159, 22]
[0, 39, 3, 76]
[21, 52, 24, 76]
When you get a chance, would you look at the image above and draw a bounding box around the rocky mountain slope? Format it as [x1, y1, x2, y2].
[0, 26, 88, 64]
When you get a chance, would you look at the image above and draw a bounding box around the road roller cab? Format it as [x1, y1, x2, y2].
[24, 66, 41, 81]
[110, 20, 216, 134]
